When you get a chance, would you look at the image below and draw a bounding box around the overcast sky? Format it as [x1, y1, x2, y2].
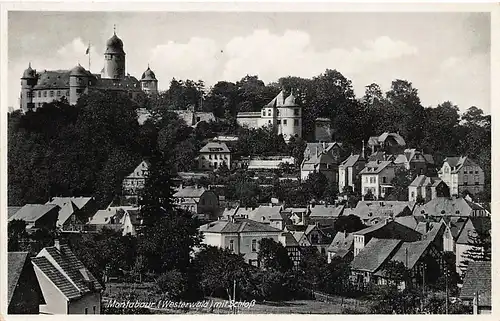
[8, 11, 490, 113]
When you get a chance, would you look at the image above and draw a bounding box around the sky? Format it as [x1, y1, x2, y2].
[8, 11, 491, 113]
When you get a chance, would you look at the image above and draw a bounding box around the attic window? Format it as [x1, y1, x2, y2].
[455, 210, 460, 214]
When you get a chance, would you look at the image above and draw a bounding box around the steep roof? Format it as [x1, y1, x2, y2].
[173, 186, 207, 199]
[8, 204, 59, 223]
[199, 218, 282, 234]
[460, 261, 491, 305]
[442, 156, 480, 174]
[386, 239, 433, 270]
[33, 70, 70, 90]
[49, 196, 93, 210]
[199, 142, 230, 153]
[351, 238, 402, 272]
[89, 208, 120, 224]
[409, 175, 442, 187]
[309, 204, 344, 217]
[341, 154, 363, 168]
[368, 132, 406, 146]
[282, 232, 299, 247]
[8, 252, 29, 305]
[395, 216, 419, 230]
[32, 244, 102, 300]
[359, 160, 393, 175]
[328, 232, 354, 253]
[456, 217, 491, 244]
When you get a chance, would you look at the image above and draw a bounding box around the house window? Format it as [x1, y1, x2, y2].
[277, 119, 281, 125]
[85, 308, 88, 314]
[37, 91, 41, 97]
[209, 155, 212, 160]
[283, 119, 287, 125]
[294, 108, 299, 116]
[267, 110, 271, 116]
[229, 240, 234, 251]
[262, 110, 265, 116]
[382, 177, 387, 183]
[251, 239, 257, 252]
[57, 90, 61, 96]
[50, 91, 54, 97]
[268, 120, 271, 124]
[464, 175, 468, 182]
[294, 119, 299, 126]
[43, 91, 47, 97]
[214, 162, 218, 168]
[93, 306, 96, 314]
[66, 90, 70, 96]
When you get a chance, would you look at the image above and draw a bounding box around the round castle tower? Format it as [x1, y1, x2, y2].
[69, 64, 91, 105]
[20, 63, 37, 112]
[102, 31, 126, 79]
[140, 65, 158, 95]
[260, 89, 302, 142]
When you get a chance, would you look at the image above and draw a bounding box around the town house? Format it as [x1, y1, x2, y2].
[198, 142, 231, 170]
[199, 218, 284, 266]
[122, 160, 150, 200]
[173, 185, 219, 218]
[438, 156, 485, 196]
[359, 160, 400, 199]
[408, 175, 449, 202]
[46, 197, 98, 232]
[338, 152, 366, 193]
[8, 252, 44, 314]
[392, 149, 435, 175]
[301, 142, 342, 182]
[8, 204, 60, 232]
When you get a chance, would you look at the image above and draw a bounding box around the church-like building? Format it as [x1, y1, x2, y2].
[20, 31, 158, 112]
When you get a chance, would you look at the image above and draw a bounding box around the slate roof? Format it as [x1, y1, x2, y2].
[89, 208, 120, 224]
[413, 197, 486, 217]
[48, 197, 93, 210]
[395, 216, 419, 230]
[328, 232, 354, 255]
[173, 186, 207, 199]
[386, 239, 433, 270]
[409, 175, 442, 187]
[368, 132, 406, 146]
[460, 261, 491, 305]
[33, 70, 70, 90]
[309, 204, 344, 217]
[341, 154, 363, 168]
[359, 161, 393, 175]
[282, 232, 299, 247]
[354, 201, 411, 220]
[351, 238, 402, 272]
[8, 204, 59, 223]
[46, 199, 78, 227]
[7, 206, 23, 219]
[200, 142, 231, 153]
[199, 218, 282, 233]
[456, 217, 491, 244]
[8, 252, 29, 305]
[248, 205, 283, 222]
[441, 156, 480, 174]
[32, 244, 102, 301]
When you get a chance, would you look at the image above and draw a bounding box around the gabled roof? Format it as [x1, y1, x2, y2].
[328, 232, 354, 253]
[8, 252, 29, 305]
[89, 208, 120, 224]
[395, 216, 419, 230]
[309, 204, 344, 217]
[460, 261, 491, 305]
[33, 70, 70, 90]
[7, 206, 23, 219]
[48, 196, 93, 210]
[248, 205, 283, 222]
[442, 156, 480, 174]
[386, 239, 433, 270]
[282, 232, 299, 247]
[359, 161, 393, 175]
[32, 244, 102, 300]
[351, 238, 402, 272]
[173, 186, 208, 199]
[199, 218, 282, 234]
[456, 217, 491, 244]
[8, 204, 59, 223]
[413, 197, 486, 217]
[354, 201, 411, 220]
[409, 175, 442, 187]
[368, 132, 406, 146]
[199, 142, 231, 153]
[341, 154, 363, 168]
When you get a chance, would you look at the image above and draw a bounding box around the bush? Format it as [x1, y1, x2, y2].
[155, 270, 186, 300]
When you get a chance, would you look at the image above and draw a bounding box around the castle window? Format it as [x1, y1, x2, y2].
[294, 119, 299, 126]
[294, 108, 299, 116]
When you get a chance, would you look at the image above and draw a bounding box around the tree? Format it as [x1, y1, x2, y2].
[334, 215, 366, 233]
[388, 167, 414, 201]
[258, 238, 293, 273]
[459, 227, 491, 274]
[8, 219, 28, 252]
[304, 171, 328, 201]
[381, 260, 410, 288]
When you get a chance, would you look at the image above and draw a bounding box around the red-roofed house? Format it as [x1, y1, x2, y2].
[31, 241, 103, 314]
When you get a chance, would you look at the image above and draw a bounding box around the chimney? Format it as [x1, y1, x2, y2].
[361, 140, 365, 159]
[54, 239, 60, 250]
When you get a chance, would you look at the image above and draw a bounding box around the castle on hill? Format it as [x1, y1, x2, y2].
[20, 30, 158, 112]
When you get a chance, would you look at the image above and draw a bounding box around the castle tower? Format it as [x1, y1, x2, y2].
[20, 63, 37, 112]
[279, 89, 302, 142]
[69, 64, 91, 105]
[102, 29, 126, 79]
[140, 65, 158, 95]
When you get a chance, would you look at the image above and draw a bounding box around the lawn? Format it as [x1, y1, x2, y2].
[103, 282, 371, 314]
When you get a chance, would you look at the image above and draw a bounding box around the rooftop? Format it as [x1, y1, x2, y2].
[351, 238, 402, 272]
